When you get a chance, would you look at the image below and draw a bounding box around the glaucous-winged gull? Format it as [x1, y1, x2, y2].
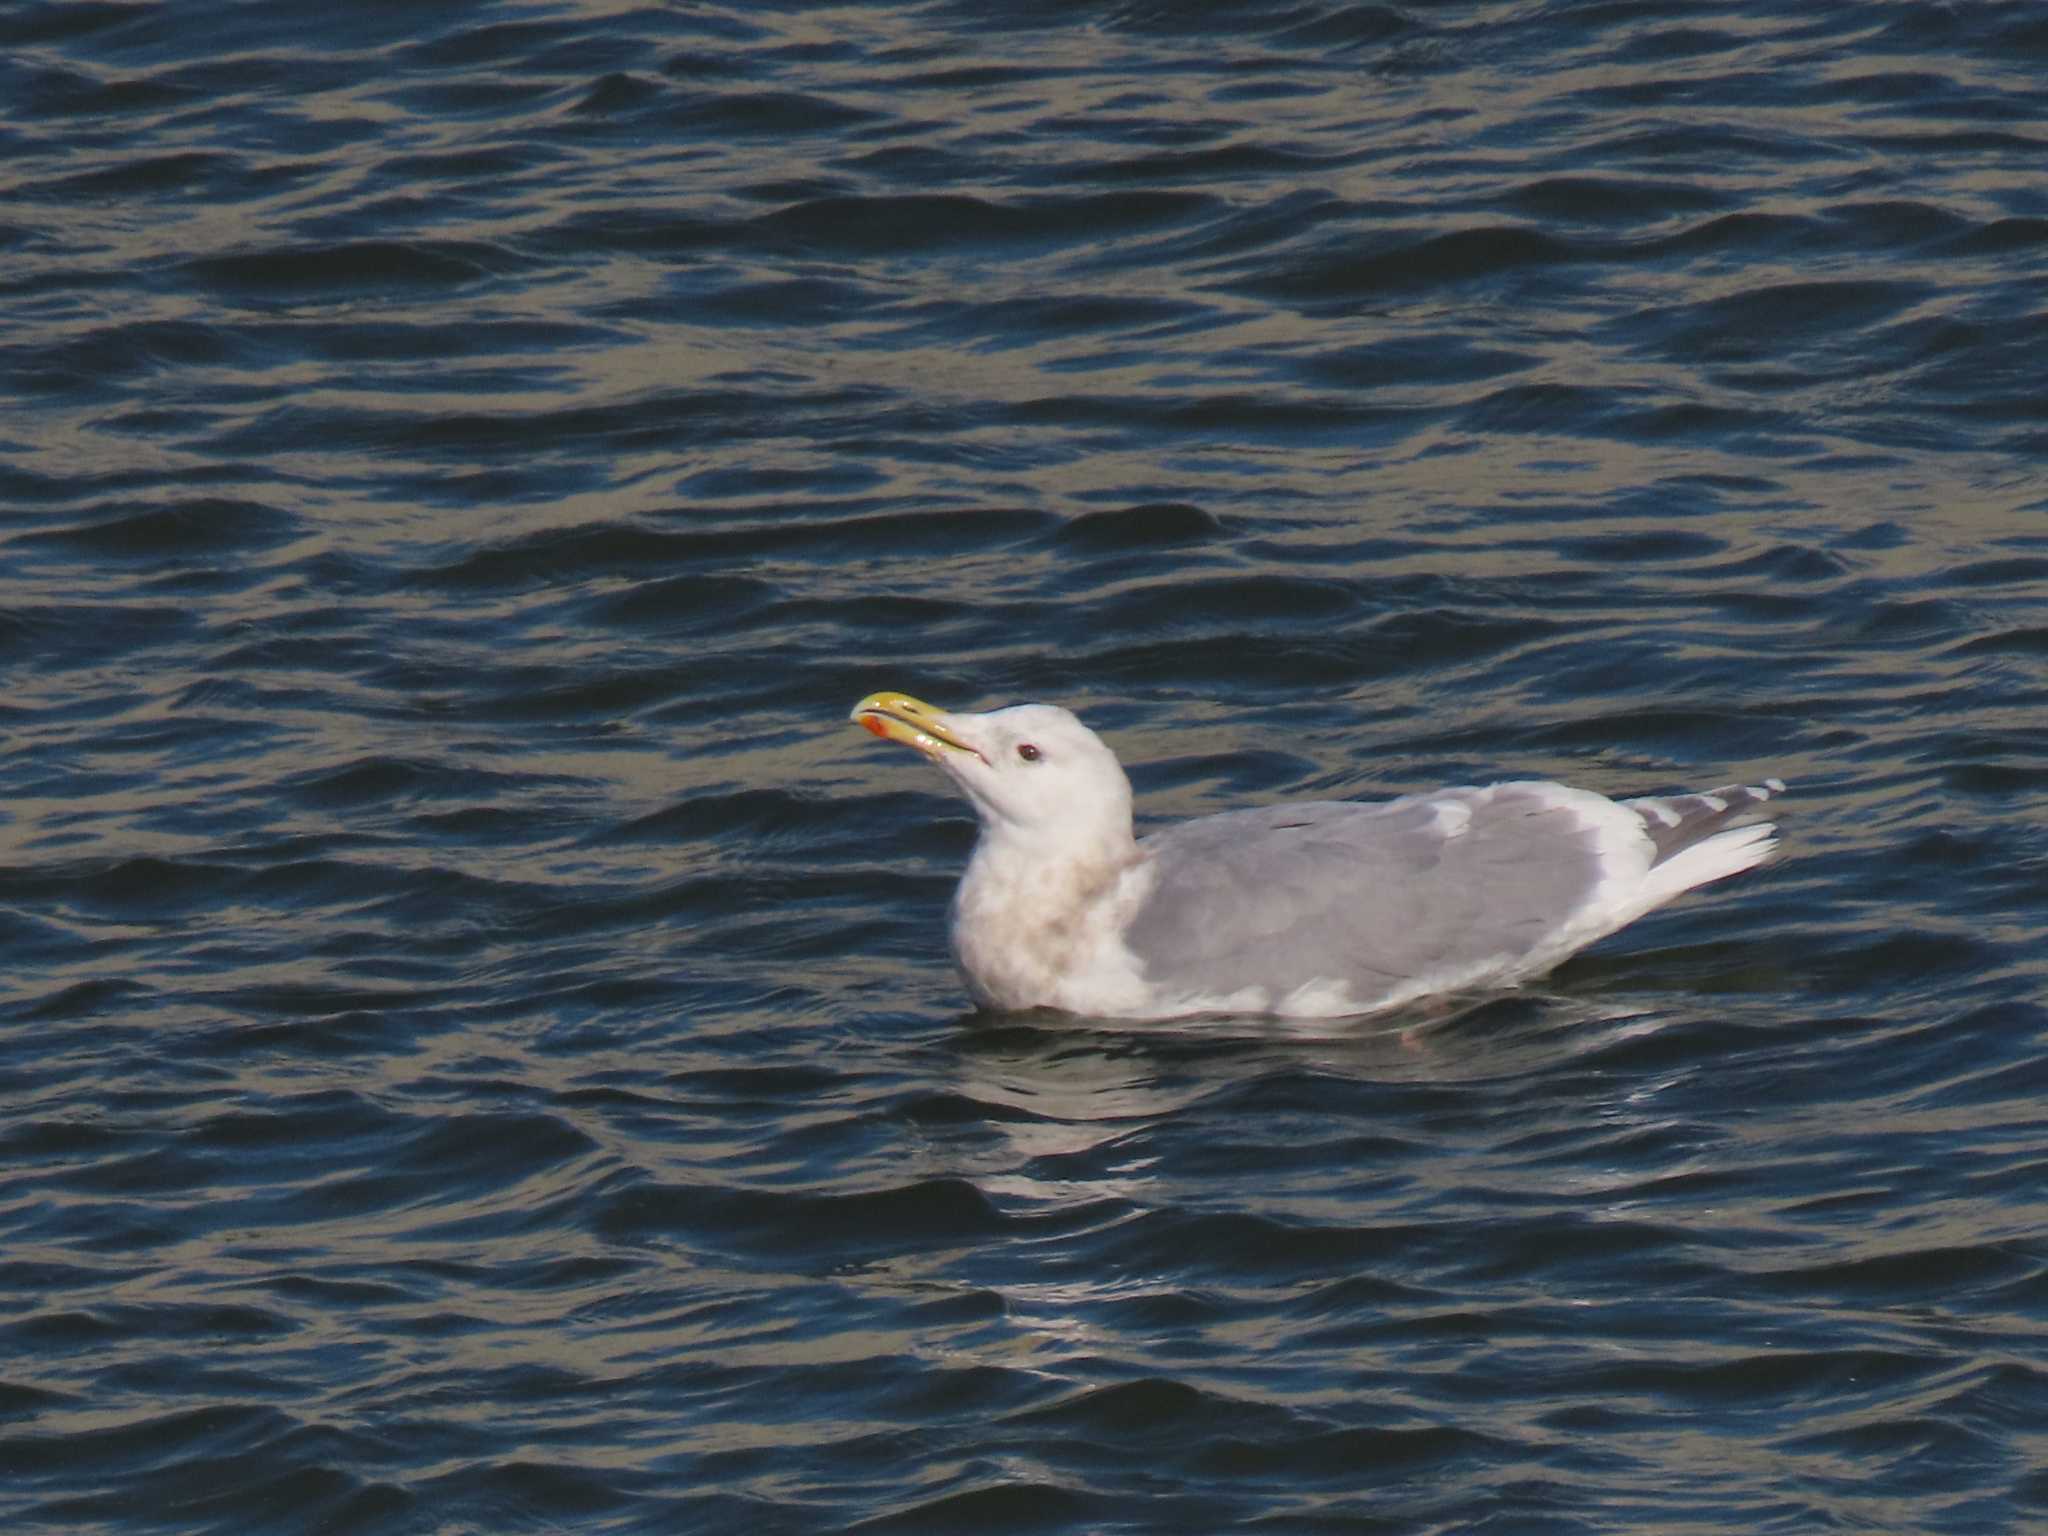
[852, 691, 1782, 1020]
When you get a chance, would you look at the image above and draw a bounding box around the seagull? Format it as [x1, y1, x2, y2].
[852, 691, 1782, 1020]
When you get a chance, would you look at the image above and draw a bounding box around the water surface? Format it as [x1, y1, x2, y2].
[2, 2, 2045, 1531]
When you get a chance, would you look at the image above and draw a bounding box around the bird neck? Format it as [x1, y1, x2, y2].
[962, 806, 1141, 912]
[974, 808, 1139, 882]
[952, 821, 1145, 1012]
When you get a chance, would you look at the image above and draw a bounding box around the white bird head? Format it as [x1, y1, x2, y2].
[851, 692, 1134, 848]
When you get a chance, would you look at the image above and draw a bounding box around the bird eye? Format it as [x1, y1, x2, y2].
[1016, 743, 1042, 762]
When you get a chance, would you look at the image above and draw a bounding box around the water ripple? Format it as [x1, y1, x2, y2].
[1, 0, 2045, 1532]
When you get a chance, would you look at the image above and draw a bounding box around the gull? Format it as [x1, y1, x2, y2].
[852, 692, 1781, 1020]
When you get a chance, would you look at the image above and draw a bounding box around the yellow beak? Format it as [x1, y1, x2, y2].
[850, 692, 985, 763]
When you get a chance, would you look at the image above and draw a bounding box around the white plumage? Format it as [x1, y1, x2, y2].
[853, 693, 1782, 1021]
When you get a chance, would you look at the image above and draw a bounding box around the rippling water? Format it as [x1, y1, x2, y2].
[3, 1, 2046, 1531]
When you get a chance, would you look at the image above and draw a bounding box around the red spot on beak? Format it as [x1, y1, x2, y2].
[860, 714, 889, 738]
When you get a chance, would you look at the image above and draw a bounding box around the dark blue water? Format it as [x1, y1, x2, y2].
[4, 2, 2046, 1531]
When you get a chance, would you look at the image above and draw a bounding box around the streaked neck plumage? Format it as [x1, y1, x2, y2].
[948, 782, 1145, 1012]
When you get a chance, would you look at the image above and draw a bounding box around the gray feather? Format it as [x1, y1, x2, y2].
[1624, 779, 1784, 865]
[1120, 787, 1606, 998]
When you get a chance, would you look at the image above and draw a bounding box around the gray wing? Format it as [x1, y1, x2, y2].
[1119, 787, 1609, 1001]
